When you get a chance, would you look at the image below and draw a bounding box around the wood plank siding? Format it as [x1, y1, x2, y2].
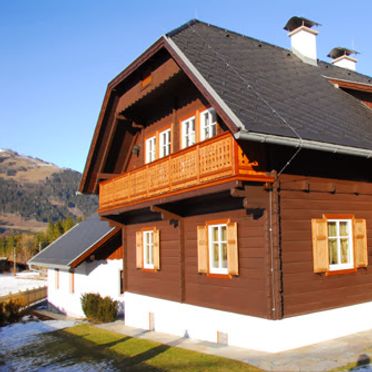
[124, 187, 271, 318]
[280, 175, 372, 317]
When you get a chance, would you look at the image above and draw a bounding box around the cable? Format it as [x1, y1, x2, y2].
[190, 25, 304, 177]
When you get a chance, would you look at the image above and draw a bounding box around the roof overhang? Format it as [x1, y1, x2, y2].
[324, 76, 372, 93]
[235, 130, 372, 158]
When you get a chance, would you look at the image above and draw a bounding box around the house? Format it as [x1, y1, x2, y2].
[28, 214, 124, 318]
[79, 17, 372, 352]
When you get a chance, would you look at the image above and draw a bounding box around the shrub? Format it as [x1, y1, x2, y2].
[81, 293, 118, 323]
[81, 293, 100, 320]
[0, 300, 23, 326]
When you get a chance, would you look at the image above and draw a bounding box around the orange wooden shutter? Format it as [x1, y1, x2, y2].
[197, 225, 208, 273]
[353, 219, 368, 268]
[153, 228, 160, 270]
[311, 219, 329, 273]
[136, 231, 143, 269]
[227, 222, 239, 276]
[70, 271, 74, 293]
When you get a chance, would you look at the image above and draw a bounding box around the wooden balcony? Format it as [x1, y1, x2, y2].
[99, 132, 273, 213]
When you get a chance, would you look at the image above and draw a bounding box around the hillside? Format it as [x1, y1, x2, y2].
[0, 149, 97, 234]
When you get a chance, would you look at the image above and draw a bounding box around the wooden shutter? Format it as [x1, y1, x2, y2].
[227, 222, 239, 276]
[153, 228, 160, 270]
[354, 219, 368, 268]
[197, 225, 208, 273]
[311, 219, 329, 273]
[136, 231, 143, 269]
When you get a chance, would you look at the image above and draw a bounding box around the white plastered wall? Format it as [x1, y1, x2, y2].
[47, 259, 124, 318]
[124, 291, 372, 353]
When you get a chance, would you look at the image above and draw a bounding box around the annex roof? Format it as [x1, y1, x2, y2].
[28, 214, 116, 270]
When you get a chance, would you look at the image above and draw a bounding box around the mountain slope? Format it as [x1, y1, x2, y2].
[0, 149, 97, 234]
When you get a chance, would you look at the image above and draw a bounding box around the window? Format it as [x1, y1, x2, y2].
[312, 216, 368, 273]
[197, 221, 239, 276]
[181, 117, 196, 148]
[69, 271, 75, 294]
[200, 108, 217, 141]
[145, 136, 156, 163]
[328, 220, 353, 270]
[55, 269, 59, 289]
[120, 270, 124, 294]
[159, 129, 171, 158]
[143, 230, 154, 269]
[136, 228, 160, 270]
[208, 224, 228, 274]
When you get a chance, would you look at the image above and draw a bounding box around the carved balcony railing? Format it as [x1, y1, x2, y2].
[99, 132, 272, 212]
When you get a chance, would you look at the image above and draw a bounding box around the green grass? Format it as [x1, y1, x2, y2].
[5, 324, 262, 371]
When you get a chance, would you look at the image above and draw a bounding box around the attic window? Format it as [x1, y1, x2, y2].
[141, 72, 152, 89]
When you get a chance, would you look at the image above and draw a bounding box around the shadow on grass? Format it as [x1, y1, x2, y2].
[4, 324, 258, 371]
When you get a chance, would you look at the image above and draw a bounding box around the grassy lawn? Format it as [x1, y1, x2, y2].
[5, 323, 262, 371]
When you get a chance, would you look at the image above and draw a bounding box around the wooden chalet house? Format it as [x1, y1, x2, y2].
[79, 17, 372, 352]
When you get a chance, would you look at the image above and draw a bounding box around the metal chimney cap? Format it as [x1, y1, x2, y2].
[284, 16, 321, 31]
[327, 47, 359, 59]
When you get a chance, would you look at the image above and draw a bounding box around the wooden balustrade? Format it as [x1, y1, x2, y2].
[99, 133, 272, 212]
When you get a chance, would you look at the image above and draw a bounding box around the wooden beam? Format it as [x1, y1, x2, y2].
[97, 172, 121, 180]
[150, 205, 181, 227]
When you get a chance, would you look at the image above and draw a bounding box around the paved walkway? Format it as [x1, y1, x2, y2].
[96, 321, 372, 371]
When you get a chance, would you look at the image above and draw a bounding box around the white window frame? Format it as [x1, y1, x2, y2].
[181, 116, 196, 149]
[200, 108, 217, 141]
[327, 219, 354, 271]
[145, 136, 156, 164]
[208, 224, 228, 275]
[143, 230, 154, 269]
[159, 129, 171, 158]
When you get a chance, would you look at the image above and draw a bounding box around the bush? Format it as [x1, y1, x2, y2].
[81, 293, 117, 323]
[0, 301, 23, 326]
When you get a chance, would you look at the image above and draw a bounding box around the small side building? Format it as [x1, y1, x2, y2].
[28, 214, 124, 318]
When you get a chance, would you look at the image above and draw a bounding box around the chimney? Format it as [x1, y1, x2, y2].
[327, 47, 358, 71]
[284, 16, 320, 66]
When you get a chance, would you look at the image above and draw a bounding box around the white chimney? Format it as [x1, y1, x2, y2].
[328, 47, 358, 71]
[284, 16, 320, 66]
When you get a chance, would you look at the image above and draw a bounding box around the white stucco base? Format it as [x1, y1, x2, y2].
[124, 292, 372, 353]
[47, 259, 124, 318]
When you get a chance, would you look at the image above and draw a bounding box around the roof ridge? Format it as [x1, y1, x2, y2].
[168, 19, 371, 80]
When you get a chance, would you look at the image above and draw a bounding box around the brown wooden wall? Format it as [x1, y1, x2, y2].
[183, 206, 269, 318]
[124, 186, 271, 318]
[125, 220, 182, 302]
[280, 174, 372, 317]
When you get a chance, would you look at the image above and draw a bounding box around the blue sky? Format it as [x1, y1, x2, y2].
[1, 0, 371, 172]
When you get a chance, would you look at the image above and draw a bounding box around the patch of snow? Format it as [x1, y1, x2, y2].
[0, 273, 46, 296]
[0, 319, 116, 372]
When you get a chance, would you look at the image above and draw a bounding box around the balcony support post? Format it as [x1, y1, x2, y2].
[150, 205, 181, 228]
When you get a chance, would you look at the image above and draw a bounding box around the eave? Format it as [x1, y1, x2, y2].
[324, 76, 372, 93]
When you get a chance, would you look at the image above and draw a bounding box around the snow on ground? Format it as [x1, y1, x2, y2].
[0, 272, 46, 296]
[0, 319, 116, 371]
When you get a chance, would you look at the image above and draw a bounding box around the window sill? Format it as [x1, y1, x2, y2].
[325, 268, 357, 276]
[141, 268, 157, 273]
[207, 273, 232, 279]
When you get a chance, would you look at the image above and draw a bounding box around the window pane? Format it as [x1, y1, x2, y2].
[328, 222, 337, 237]
[340, 239, 349, 264]
[329, 238, 338, 264]
[211, 123, 217, 137]
[212, 227, 218, 242]
[339, 222, 348, 236]
[221, 226, 227, 241]
[213, 243, 219, 268]
[221, 243, 227, 268]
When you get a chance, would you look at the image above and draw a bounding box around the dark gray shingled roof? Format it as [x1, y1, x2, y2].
[168, 20, 372, 151]
[28, 214, 114, 269]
